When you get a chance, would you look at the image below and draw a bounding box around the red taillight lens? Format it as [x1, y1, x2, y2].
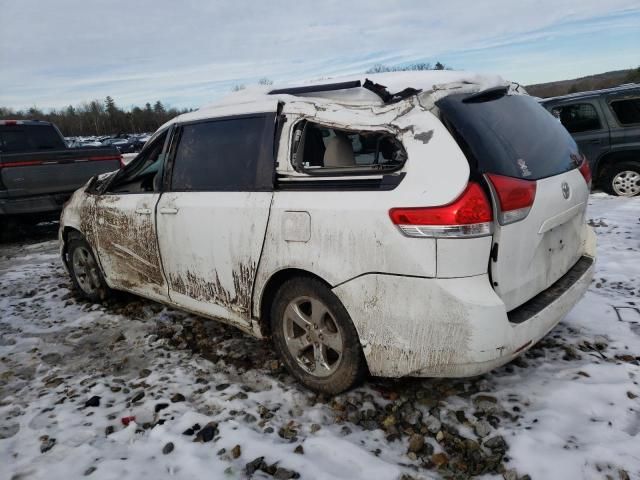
[579, 156, 592, 185]
[119, 155, 125, 169]
[486, 174, 536, 225]
[389, 182, 493, 238]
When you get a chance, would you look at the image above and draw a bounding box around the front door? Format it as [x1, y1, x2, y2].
[93, 129, 170, 301]
[155, 113, 276, 329]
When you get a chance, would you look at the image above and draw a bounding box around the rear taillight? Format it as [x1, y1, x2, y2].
[389, 182, 493, 238]
[486, 174, 536, 225]
[578, 155, 592, 186]
[119, 155, 125, 169]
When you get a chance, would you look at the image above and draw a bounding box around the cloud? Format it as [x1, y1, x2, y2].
[1, 0, 638, 110]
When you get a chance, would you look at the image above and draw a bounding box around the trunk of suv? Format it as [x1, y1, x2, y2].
[437, 90, 590, 311]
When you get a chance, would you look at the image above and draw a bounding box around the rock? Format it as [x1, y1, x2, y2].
[432, 452, 448, 467]
[139, 369, 151, 378]
[474, 420, 492, 438]
[215, 383, 230, 391]
[194, 421, 218, 442]
[424, 415, 442, 434]
[484, 435, 508, 452]
[278, 423, 298, 441]
[162, 442, 174, 454]
[170, 393, 185, 403]
[294, 444, 304, 454]
[40, 437, 56, 453]
[84, 466, 96, 476]
[502, 469, 518, 480]
[473, 395, 499, 413]
[407, 434, 425, 453]
[231, 444, 241, 459]
[154, 403, 169, 413]
[310, 424, 321, 433]
[105, 426, 114, 436]
[243, 413, 257, 423]
[131, 391, 145, 403]
[274, 467, 298, 479]
[382, 415, 397, 429]
[245, 456, 265, 475]
[407, 452, 417, 461]
[84, 396, 101, 408]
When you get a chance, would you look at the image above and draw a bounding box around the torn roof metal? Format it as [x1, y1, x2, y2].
[162, 71, 511, 129]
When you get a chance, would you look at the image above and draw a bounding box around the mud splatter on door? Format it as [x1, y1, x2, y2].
[93, 193, 167, 299]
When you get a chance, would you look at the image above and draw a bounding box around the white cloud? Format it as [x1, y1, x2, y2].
[0, 0, 638, 110]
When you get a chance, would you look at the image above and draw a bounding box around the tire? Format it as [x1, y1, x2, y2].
[270, 276, 367, 394]
[603, 161, 640, 197]
[67, 235, 111, 302]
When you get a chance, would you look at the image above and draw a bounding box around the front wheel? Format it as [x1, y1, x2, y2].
[603, 161, 640, 197]
[270, 277, 367, 394]
[67, 236, 111, 302]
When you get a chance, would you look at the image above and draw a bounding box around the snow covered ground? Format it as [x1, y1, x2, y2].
[1, 193, 638, 480]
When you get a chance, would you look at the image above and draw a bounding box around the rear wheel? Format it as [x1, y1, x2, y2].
[67, 236, 111, 302]
[603, 161, 640, 197]
[270, 277, 367, 394]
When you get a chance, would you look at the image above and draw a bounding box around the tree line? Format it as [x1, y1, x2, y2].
[0, 97, 192, 137]
[1, 63, 454, 136]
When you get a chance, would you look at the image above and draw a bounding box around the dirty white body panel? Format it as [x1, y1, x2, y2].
[92, 193, 168, 301]
[334, 227, 596, 377]
[59, 71, 595, 380]
[155, 191, 273, 329]
[490, 169, 590, 311]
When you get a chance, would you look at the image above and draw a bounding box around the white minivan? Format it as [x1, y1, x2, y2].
[60, 72, 596, 394]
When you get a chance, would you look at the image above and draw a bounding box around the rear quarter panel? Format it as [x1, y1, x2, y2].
[252, 98, 472, 317]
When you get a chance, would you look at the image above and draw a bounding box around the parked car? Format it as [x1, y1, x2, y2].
[0, 120, 122, 218]
[541, 84, 640, 196]
[59, 72, 596, 394]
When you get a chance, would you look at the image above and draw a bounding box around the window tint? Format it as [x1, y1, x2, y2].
[554, 103, 602, 133]
[170, 115, 274, 191]
[108, 130, 167, 193]
[0, 125, 66, 153]
[292, 122, 406, 174]
[438, 93, 579, 180]
[610, 98, 640, 125]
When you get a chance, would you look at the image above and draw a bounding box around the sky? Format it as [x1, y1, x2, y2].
[1, 0, 639, 112]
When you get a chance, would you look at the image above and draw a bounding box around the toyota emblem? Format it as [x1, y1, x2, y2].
[561, 182, 570, 199]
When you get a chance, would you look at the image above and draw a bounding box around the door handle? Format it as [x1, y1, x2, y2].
[135, 208, 152, 215]
[159, 207, 179, 215]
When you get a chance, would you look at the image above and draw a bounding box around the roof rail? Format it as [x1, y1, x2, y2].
[268, 80, 362, 96]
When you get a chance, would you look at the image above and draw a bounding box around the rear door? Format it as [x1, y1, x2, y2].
[438, 92, 591, 311]
[92, 129, 170, 302]
[547, 101, 610, 169]
[155, 113, 276, 329]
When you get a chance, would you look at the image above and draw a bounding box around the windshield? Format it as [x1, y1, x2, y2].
[437, 93, 579, 180]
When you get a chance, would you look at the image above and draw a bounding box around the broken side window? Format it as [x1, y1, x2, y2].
[291, 121, 406, 175]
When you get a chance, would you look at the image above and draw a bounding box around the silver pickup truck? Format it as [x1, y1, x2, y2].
[0, 120, 122, 218]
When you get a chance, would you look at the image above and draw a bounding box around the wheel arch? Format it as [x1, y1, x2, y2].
[256, 268, 332, 337]
[594, 149, 640, 185]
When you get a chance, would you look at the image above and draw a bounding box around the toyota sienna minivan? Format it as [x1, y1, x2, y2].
[60, 71, 596, 394]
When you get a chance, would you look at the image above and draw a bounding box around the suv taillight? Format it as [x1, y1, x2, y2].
[119, 155, 125, 169]
[578, 155, 592, 186]
[389, 182, 493, 238]
[486, 174, 536, 225]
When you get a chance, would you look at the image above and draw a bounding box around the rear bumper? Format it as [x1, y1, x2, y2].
[0, 193, 70, 216]
[333, 226, 596, 378]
